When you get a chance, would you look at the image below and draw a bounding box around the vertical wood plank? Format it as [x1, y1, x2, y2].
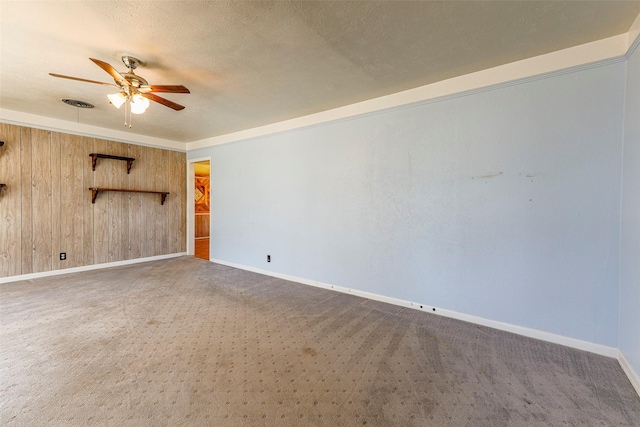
[157, 149, 168, 255]
[93, 138, 109, 264]
[165, 150, 174, 253]
[152, 147, 163, 256]
[168, 151, 179, 253]
[194, 215, 210, 238]
[168, 151, 186, 254]
[144, 146, 158, 256]
[60, 133, 84, 268]
[138, 146, 146, 257]
[31, 129, 52, 273]
[179, 152, 187, 253]
[0, 124, 23, 277]
[106, 140, 123, 262]
[120, 143, 131, 259]
[127, 143, 143, 260]
[139, 146, 149, 257]
[82, 137, 94, 266]
[120, 144, 130, 260]
[20, 127, 33, 274]
[50, 132, 61, 271]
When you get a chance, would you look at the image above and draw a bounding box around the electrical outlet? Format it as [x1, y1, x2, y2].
[60, 252, 66, 261]
[267, 255, 271, 262]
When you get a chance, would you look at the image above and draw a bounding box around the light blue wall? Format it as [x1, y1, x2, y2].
[620, 42, 640, 374]
[190, 62, 626, 347]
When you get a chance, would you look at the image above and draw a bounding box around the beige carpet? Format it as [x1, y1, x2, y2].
[1, 256, 639, 426]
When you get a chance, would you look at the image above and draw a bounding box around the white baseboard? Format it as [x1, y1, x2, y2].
[0, 253, 187, 284]
[210, 258, 619, 359]
[619, 351, 640, 397]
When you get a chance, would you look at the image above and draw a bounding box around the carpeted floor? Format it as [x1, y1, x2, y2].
[1, 256, 639, 426]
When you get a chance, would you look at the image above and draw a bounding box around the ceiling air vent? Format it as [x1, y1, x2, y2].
[62, 99, 94, 108]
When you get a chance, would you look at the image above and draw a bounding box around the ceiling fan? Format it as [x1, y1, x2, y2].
[50, 56, 189, 126]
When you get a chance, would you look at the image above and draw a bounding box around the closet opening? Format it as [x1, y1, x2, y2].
[194, 160, 210, 260]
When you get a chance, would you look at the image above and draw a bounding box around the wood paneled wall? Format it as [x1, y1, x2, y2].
[195, 214, 210, 239]
[0, 123, 186, 278]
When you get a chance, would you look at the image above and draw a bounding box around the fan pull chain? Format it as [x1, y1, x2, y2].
[123, 99, 132, 128]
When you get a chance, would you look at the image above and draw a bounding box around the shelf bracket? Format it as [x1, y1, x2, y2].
[89, 153, 136, 174]
[91, 188, 99, 203]
[161, 193, 168, 205]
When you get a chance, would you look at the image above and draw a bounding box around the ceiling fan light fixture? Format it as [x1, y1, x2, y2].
[50, 56, 189, 128]
[108, 92, 127, 109]
[130, 94, 150, 114]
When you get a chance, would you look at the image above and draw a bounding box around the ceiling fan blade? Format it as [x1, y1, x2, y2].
[141, 92, 185, 111]
[140, 85, 190, 94]
[49, 73, 118, 87]
[89, 58, 129, 87]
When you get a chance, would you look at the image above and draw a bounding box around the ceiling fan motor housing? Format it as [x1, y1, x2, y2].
[123, 72, 148, 88]
[121, 56, 141, 70]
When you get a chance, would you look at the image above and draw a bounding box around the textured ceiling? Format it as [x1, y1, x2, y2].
[1, 1, 640, 143]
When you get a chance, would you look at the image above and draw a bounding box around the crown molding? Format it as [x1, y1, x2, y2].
[626, 13, 640, 59]
[3, 12, 638, 152]
[0, 109, 186, 152]
[186, 32, 630, 151]
[628, 11, 640, 53]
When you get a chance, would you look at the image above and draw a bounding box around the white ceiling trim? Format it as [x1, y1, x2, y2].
[0, 109, 185, 152]
[629, 10, 640, 49]
[187, 31, 631, 152]
[3, 13, 638, 154]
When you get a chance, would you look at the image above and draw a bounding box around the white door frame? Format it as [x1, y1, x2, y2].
[186, 156, 211, 258]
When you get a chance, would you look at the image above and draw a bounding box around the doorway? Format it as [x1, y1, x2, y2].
[194, 160, 210, 260]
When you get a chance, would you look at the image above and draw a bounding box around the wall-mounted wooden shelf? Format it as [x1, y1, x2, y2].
[89, 153, 135, 174]
[89, 187, 169, 205]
